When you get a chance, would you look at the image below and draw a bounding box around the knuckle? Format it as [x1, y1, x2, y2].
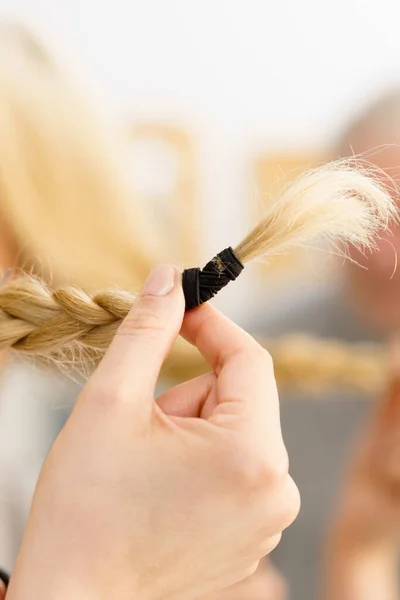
[264, 450, 289, 487]
[253, 342, 274, 372]
[255, 458, 284, 489]
[245, 344, 274, 373]
[230, 441, 289, 491]
[262, 532, 283, 555]
[239, 562, 260, 581]
[279, 477, 301, 529]
[258, 346, 274, 371]
[269, 449, 290, 484]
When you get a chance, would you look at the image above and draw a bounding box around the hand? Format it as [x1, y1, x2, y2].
[199, 559, 286, 600]
[8, 264, 299, 600]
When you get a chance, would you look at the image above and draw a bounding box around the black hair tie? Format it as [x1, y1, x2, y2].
[183, 247, 244, 310]
[0, 568, 9, 589]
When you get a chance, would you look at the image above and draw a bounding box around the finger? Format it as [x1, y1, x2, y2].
[181, 303, 261, 374]
[90, 264, 185, 411]
[181, 304, 281, 438]
[156, 372, 217, 418]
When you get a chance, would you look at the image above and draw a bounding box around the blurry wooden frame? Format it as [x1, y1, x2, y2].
[128, 122, 200, 265]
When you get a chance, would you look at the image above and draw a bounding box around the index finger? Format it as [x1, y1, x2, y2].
[181, 304, 281, 437]
[181, 303, 266, 374]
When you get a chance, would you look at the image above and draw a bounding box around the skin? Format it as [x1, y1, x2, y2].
[201, 559, 287, 600]
[6, 264, 300, 600]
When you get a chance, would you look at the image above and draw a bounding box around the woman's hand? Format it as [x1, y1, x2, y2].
[8, 264, 299, 600]
[324, 339, 400, 600]
[200, 559, 287, 600]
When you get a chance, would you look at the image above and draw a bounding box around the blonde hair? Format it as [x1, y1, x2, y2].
[0, 25, 397, 393]
[0, 23, 163, 291]
[0, 159, 396, 373]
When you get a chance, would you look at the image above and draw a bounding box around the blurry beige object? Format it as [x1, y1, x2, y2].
[0, 22, 165, 292]
[323, 339, 400, 600]
[252, 151, 329, 278]
[129, 122, 200, 265]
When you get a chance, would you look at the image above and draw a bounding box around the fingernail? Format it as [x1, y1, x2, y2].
[142, 264, 177, 297]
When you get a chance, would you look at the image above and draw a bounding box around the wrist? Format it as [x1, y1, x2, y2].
[7, 573, 99, 600]
[7, 550, 149, 600]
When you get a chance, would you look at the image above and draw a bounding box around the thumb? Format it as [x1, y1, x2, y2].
[90, 264, 184, 409]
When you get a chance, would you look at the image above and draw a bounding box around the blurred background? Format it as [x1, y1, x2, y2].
[5, 0, 400, 317]
[0, 1, 398, 600]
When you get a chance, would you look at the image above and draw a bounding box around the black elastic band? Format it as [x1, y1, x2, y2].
[0, 568, 9, 588]
[183, 247, 244, 310]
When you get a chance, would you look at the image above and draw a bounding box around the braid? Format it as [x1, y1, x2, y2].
[0, 276, 132, 358]
[0, 275, 388, 394]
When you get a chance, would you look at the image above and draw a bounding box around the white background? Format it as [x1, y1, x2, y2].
[2, 0, 400, 141]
